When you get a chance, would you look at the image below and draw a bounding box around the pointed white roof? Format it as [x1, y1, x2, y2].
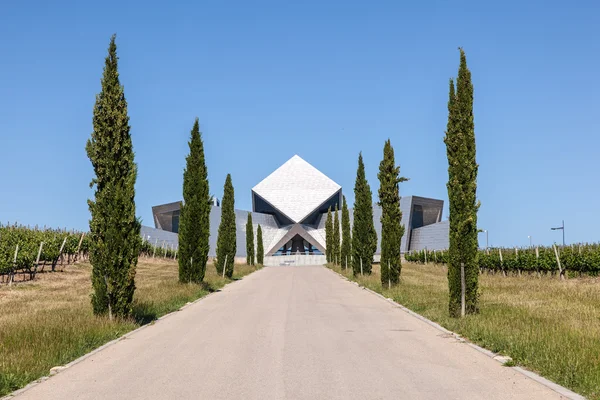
[252, 155, 341, 223]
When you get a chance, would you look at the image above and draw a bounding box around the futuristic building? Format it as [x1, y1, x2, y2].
[145, 155, 449, 264]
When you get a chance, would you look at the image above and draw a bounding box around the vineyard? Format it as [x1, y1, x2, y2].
[405, 244, 600, 277]
[0, 224, 177, 284]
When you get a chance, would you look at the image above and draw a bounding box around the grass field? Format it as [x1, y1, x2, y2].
[330, 262, 600, 400]
[0, 258, 258, 396]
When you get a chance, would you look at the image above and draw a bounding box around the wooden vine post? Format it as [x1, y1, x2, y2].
[460, 262, 466, 317]
[535, 246, 540, 278]
[499, 248, 505, 277]
[9, 244, 19, 286]
[54, 237, 68, 272]
[33, 241, 44, 280]
[553, 244, 564, 280]
[75, 233, 85, 262]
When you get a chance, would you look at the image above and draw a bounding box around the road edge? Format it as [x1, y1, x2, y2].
[324, 266, 586, 400]
[1, 267, 266, 400]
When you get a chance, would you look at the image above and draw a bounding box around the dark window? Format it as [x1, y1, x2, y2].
[411, 205, 424, 229]
[172, 210, 180, 233]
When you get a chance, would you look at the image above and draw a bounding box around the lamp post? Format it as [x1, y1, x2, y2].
[528, 235, 532, 248]
[551, 220, 565, 246]
[482, 229, 488, 251]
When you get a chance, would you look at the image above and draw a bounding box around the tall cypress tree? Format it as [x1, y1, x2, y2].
[215, 174, 236, 278]
[256, 224, 264, 265]
[333, 204, 340, 265]
[246, 212, 255, 265]
[178, 118, 211, 283]
[325, 207, 333, 263]
[444, 48, 480, 317]
[378, 139, 407, 287]
[351, 153, 377, 275]
[340, 195, 351, 269]
[86, 35, 141, 319]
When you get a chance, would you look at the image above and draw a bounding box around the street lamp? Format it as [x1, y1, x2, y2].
[551, 220, 565, 246]
[481, 229, 488, 251]
[528, 235, 532, 248]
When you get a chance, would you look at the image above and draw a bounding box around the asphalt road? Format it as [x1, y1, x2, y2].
[14, 266, 565, 400]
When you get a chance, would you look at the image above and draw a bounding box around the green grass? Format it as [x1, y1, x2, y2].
[329, 262, 600, 400]
[0, 258, 258, 396]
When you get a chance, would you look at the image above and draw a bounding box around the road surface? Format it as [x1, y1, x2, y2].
[13, 266, 565, 400]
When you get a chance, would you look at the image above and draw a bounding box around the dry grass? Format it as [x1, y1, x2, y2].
[0, 258, 258, 396]
[330, 262, 600, 400]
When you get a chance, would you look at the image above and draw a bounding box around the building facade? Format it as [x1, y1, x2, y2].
[145, 155, 449, 261]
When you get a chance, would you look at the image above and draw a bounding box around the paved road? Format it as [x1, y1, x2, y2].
[15, 266, 564, 400]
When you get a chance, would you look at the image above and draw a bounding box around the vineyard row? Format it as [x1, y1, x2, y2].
[0, 224, 178, 283]
[405, 244, 600, 277]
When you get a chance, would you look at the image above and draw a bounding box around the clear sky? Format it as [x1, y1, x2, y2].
[1, 0, 598, 247]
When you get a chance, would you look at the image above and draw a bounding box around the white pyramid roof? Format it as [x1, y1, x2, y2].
[252, 155, 341, 223]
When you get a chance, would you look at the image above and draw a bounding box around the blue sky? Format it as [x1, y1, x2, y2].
[1, 0, 598, 247]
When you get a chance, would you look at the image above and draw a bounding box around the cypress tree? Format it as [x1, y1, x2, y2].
[246, 212, 255, 265]
[333, 204, 340, 265]
[340, 195, 351, 269]
[377, 139, 407, 287]
[325, 207, 333, 263]
[215, 174, 236, 278]
[444, 48, 480, 317]
[256, 224, 264, 265]
[86, 35, 141, 319]
[351, 153, 377, 275]
[178, 118, 211, 283]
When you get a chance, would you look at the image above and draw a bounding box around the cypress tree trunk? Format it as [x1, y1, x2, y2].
[351, 153, 377, 275]
[178, 118, 211, 283]
[444, 48, 480, 317]
[325, 207, 333, 263]
[333, 204, 340, 265]
[256, 225, 264, 265]
[86, 35, 141, 318]
[246, 213, 255, 265]
[377, 139, 407, 286]
[215, 174, 236, 278]
[340, 195, 351, 269]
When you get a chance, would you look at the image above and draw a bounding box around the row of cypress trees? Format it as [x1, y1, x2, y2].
[326, 142, 406, 286]
[87, 36, 264, 319]
[325, 48, 480, 318]
[244, 213, 264, 266]
[87, 35, 477, 319]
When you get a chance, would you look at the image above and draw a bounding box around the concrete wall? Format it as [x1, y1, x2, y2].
[209, 206, 280, 258]
[141, 226, 179, 248]
[148, 195, 447, 258]
[263, 254, 327, 266]
[409, 220, 449, 251]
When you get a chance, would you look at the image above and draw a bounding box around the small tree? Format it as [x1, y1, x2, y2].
[333, 204, 340, 265]
[325, 207, 333, 263]
[215, 174, 236, 278]
[256, 225, 264, 265]
[178, 118, 211, 283]
[340, 195, 351, 269]
[378, 139, 407, 287]
[352, 153, 377, 275]
[246, 213, 255, 265]
[86, 35, 141, 319]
